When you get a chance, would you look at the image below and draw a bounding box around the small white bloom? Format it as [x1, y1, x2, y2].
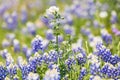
[27, 72, 40, 80]
[92, 75, 102, 80]
[99, 11, 108, 18]
[46, 6, 59, 15]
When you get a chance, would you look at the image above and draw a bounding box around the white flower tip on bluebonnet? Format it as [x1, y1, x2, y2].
[91, 75, 102, 80]
[17, 56, 27, 67]
[26, 49, 32, 57]
[76, 53, 83, 58]
[46, 29, 53, 34]
[27, 22, 35, 28]
[34, 52, 40, 57]
[6, 33, 15, 41]
[99, 11, 108, 18]
[6, 54, 14, 63]
[5, 77, 10, 80]
[104, 62, 115, 69]
[111, 10, 117, 16]
[7, 17, 13, 24]
[44, 52, 49, 56]
[27, 72, 40, 80]
[88, 53, 99, 64]
[51, 64, 59, 69]
[100, 28, 108, 35]
[0, 62, 4, 66]
[72, 43, 80, 50]
[36, 35, 43, 40]
[46, 6, 59, 15]
[44, 68, 60, 80]
[7, 63, 14, 69]
[13, 75, 19, 80]
[89, 36, 102, 50]
[13, 39, 19, 45]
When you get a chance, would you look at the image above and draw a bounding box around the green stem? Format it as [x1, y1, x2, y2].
[117, 41, 120, 56]
[56, 34, 59, 52]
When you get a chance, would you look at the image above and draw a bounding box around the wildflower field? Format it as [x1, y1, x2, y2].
[0, 0, 120, 80]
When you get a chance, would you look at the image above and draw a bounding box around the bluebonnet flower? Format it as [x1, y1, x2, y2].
[26, 49, 32, 59]
[0, 4, 7, 15]
[46, 29, 55, 40]
[70, 0, 95, 18]
[21, 7, 27, 23]
[48, 50, 58, 63]
[65, 57, 76, 70]
[110, 11, 117, 24]
[3, 11, 18, 30]
[31, 35, 43, 53]
[26, 22, 36, 36]
[17, 56, 24, 68]
[13, 39, 20, 52]
[76, 53, 86, 65]
[33, 52, 43, 66]
[64, 25, 74, 35]
[42, 53, 49, 64]
[0, 64, 8, 80]
[6, 63, 17, 78]
[58, 35, 63, 43]
[96, 43, 111, 62]
[2, 39, 10, 48]
[78, 67, 87, 80]
[81, 27, 91, 36]
[93, 20, 99, 28]
[41, 6, 63, 29]
[90, 63, 100, 75]
[22, 44, 28, 54]
[96, 43, 120, 65]
[27, 53, 42, 72]
[18, 60, 29, 80]
[0, 49, 8, 59]
[109, 55, 120, 66]
[101, 29, 112, 44]
[6, 54, 14, 66]
[6, 33, 15, 42]
[28, 57, 38, 72]
[62, 13, 73, 25]
[27, 72, 40, 80]
[42, 39, 49, 51]
[112, 25, 120, 36]
[41, 16, 50, 28]
[101, 63, 119, 78]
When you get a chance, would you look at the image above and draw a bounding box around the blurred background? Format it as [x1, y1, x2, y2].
[0, 0, 120, 63]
